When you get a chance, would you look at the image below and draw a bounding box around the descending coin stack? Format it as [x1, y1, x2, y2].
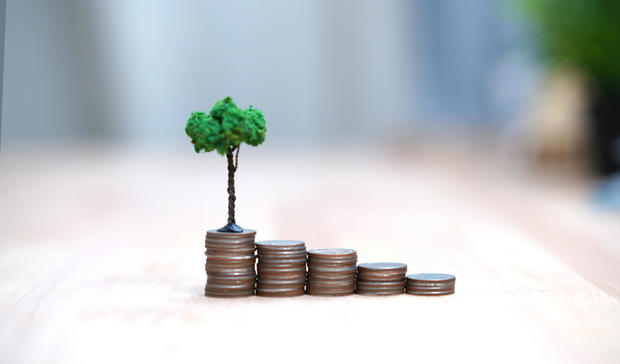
[406, 273, 456, 295]
[256, 240, 307, 297]
[306, 249, 357, 296]
[356, 262, 407, 295]
[204, 229, 257, 298]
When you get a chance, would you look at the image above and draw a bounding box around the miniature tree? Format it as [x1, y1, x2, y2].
[185, 97, 266, 233]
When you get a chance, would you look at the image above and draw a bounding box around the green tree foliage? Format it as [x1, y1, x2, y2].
[185, 97, 266, 155]
[185, 97, 266, 232]
[520, 0, 620, 90]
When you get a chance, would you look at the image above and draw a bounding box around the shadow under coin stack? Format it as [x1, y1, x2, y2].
[204, 229, 257, 298]
[306, 249, 357, 296]
[356, 262, 407, 295]
[406, 273, 455, 295]
[256, 240, 307, 297]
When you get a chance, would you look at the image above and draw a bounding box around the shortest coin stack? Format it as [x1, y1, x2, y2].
[406, 273, 455, 295]
[356, 262, 407, 296]
[306, 249, 357, 296]
[256, 240, 307, 297]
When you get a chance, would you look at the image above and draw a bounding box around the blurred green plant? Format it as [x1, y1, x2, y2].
[185, 97, 266, 232]
[520, 0, 620, 90]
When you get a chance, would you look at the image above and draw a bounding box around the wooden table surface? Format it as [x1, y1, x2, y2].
[0, 144, 618, 364]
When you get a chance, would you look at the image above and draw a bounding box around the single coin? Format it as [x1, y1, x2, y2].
[307, 275, 355, 283]
[356, 289, 404, 296]
[258, 249, 307, 256]
[256, 277, 306, 285]
[356, 280, 405, 288]
[308, 256, 357, 262]
[206, 255, 256, 263]
[206, 249, 256, 257]
[357, 289, 405, 294]
[206, 270, 256, 277]
[307, 265, 357, 272]
[206, 229, 256, 236]
[406, 273, 455, 283]
[257, 257, 307, 264]
[206, 280, 256, 288]
[257, 265, 306, 274]
[205, 289, 255, 297]
[307, 279, 355, 286]
[257, 261, 307, 267]
[256, 287, 305, 297]
[306, 288, 355, 296]
[207, 274, 256, 281]
[257, 251, 307, 258]
[258, 248, 307, 255]
[358, 262, 407, 271]
[357, 285, 405, 291]
[308, 261, 357, 267]
[307, 274, 354, 281]
[257, 249, 306, 255]
[205, 290, 254, 298]
[256, 240, 305, 248]
[205, 230, 256, 248]
[307, 248, 356, 257]
[257, 284, 305, 290]
[357, 276, 405, 283]
[406, 288, 455, 296]
[205, 292, 254, 298]
[206, 268, 256, 275]
[257, 273, 305, 280]
[308, 254, 356, 258]
[205, 242, 255, 249]
[306, 282, 355, 289]
[206, 264, 256, 271]
[205, 239, 255, 246]
[207, 266, 256, 273]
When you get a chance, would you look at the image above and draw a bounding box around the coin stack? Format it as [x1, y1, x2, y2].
[256, 240, 307, 297]
[356, 262, 407, 296]
[306, 249, 357, 296]
[204, 229, 257, 298]
[406, 273, 455, 295]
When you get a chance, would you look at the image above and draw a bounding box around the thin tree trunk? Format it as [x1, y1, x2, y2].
[218, 146, 242, 232]
[226, 147, 236, 225]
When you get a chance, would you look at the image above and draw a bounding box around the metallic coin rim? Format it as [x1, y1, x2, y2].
[356, 290, 404, 296]
[406, 273, 455, 283]
[405, 289, 455, 296]
[307, 248, 357, 257]
[256, 240, 305, 247]
[206, 229, 256, 235]
[357, 262, 407, 271]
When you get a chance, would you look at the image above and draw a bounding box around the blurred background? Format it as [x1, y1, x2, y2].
[2, 0, 619, 187]
[1, 0, 619, 233]
[6, 0, 537, 144]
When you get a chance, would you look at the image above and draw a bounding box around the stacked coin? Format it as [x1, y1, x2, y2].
[204, 229, 257, 298]
[406, 273, 455, 295]
[256, 240, 307, 297]
[306, 249, 357, 296]
[356, 262, 407, 296]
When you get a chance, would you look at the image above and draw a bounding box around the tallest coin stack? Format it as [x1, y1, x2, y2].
[204, 229, 257, 297]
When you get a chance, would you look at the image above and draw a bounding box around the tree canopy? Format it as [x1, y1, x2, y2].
[520, 0, 620, 90]
[185, 97, 266, 155]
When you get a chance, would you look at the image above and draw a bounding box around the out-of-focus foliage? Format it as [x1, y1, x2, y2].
[520, 0, 620, 89]
[185, 97, 267, 155]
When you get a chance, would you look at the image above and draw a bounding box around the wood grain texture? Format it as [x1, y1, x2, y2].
[0, 145, 618, 364]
